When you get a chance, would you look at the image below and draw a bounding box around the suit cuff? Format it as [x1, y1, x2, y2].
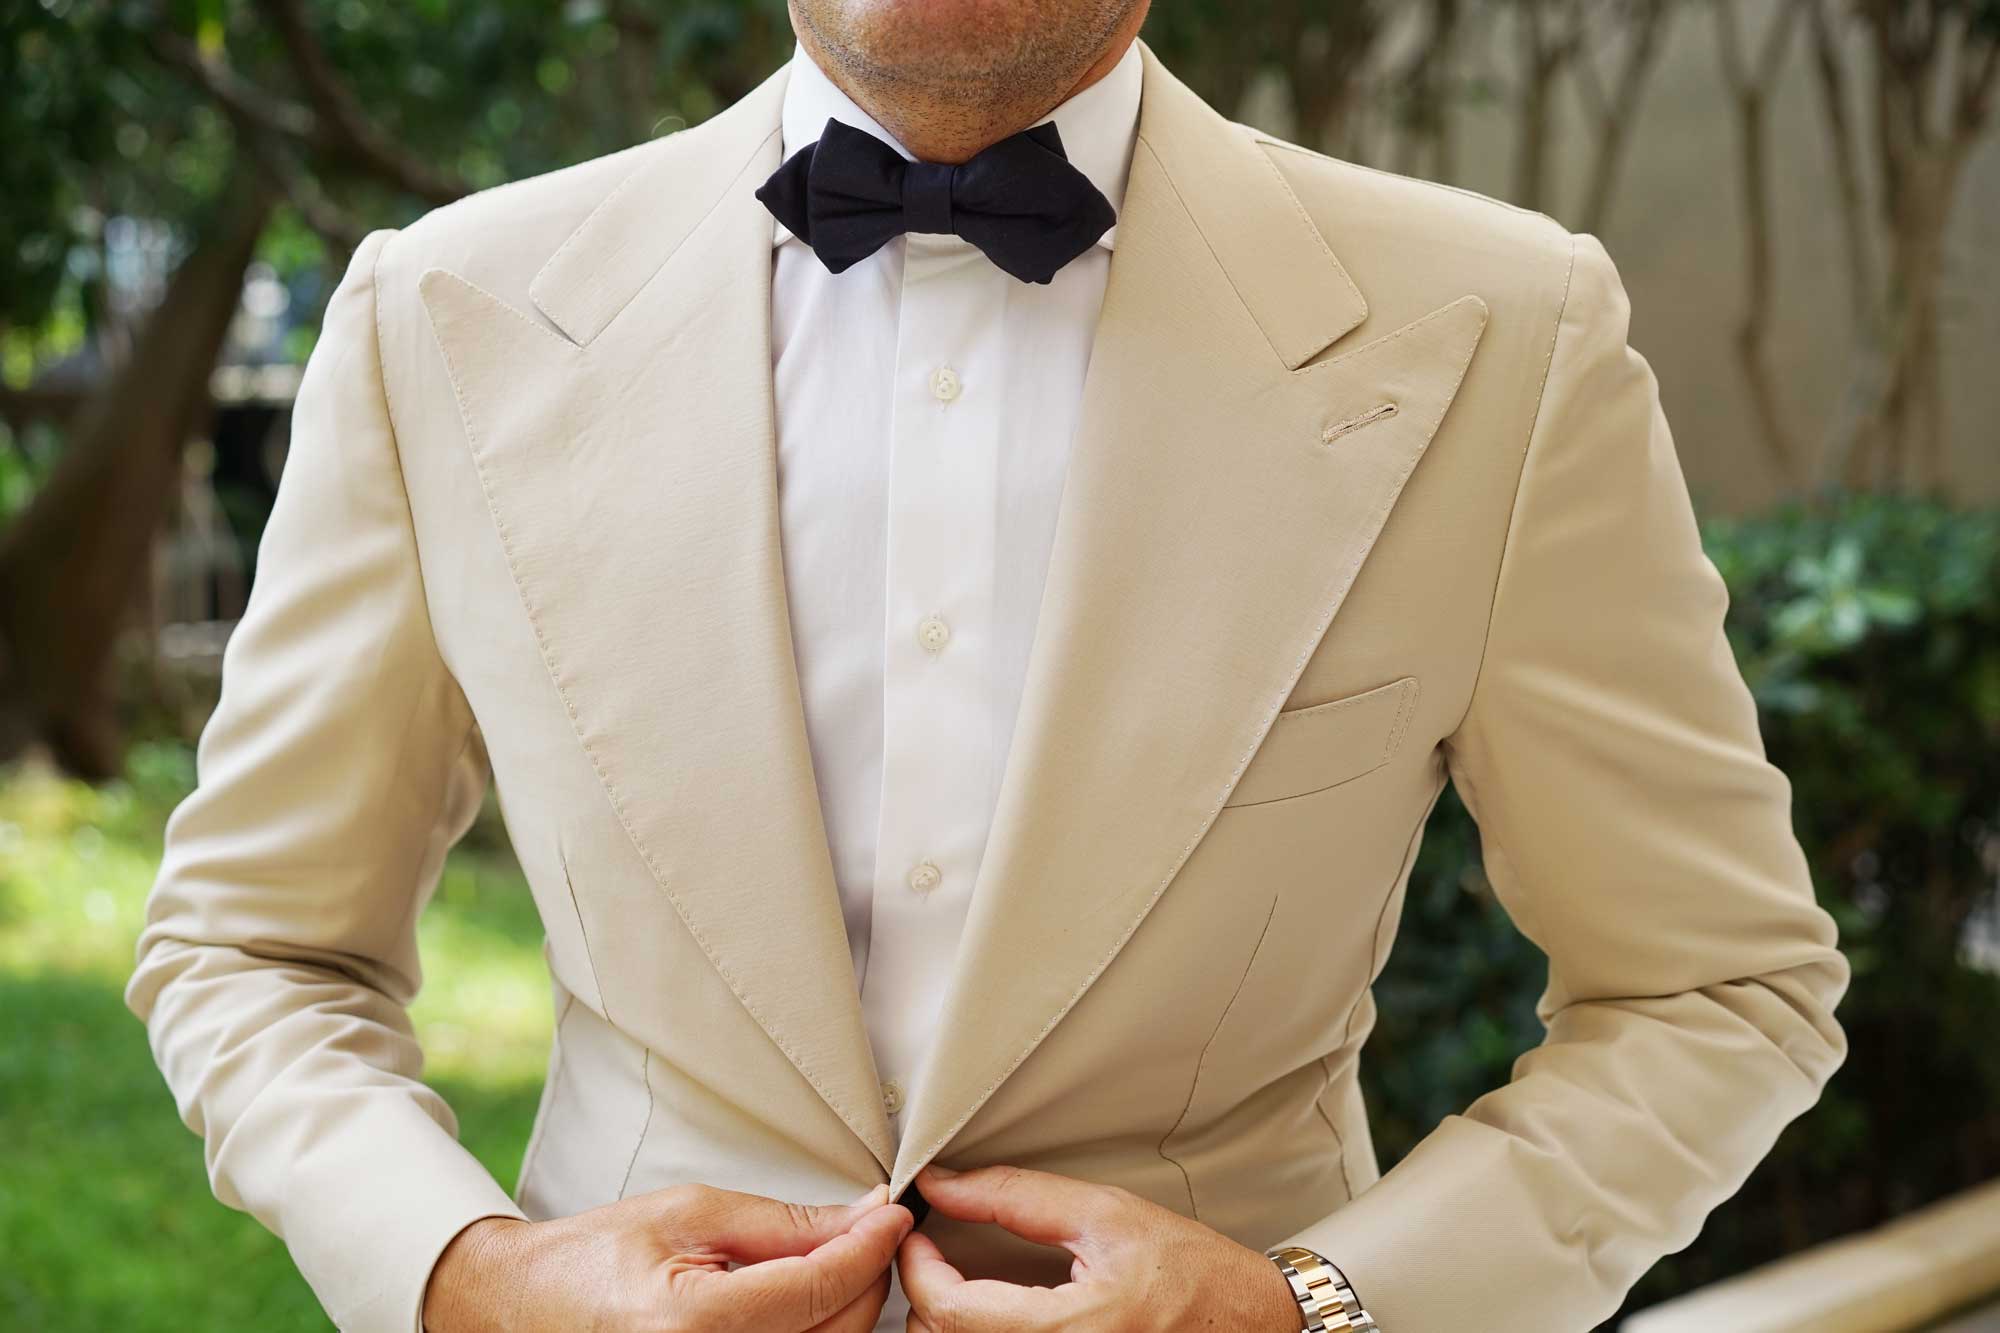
[265, 1094, 529, 1333]
[1267, 1118, 1590, 1333]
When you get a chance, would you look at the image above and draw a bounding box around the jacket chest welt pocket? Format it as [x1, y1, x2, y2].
[1222, 676, 1421, 808]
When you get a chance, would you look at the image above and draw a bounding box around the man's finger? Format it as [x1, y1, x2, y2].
[661, 1181, 891, 1263]
[704, 1201, 912, 1331]
[897, 1227, 1075, 1332]
[804, 1263, 891, 1333]
[895, 1227, 964, 1303]
[912, 1164, 1123, 1253]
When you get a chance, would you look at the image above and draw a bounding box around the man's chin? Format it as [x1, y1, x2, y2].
[798, 0, 1105, 90]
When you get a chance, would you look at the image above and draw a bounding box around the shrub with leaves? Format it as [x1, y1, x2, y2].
[1363, 493, 2000, 1322]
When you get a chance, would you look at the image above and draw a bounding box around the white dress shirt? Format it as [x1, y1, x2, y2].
[766, 38, 1140, 1310]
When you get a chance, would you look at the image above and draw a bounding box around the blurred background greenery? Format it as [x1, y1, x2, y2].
[1, 1, 1997, 1329]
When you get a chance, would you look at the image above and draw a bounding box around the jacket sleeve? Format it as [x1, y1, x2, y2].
[123, 228, 529, 1333]
[1268, 231, 1850, 1332]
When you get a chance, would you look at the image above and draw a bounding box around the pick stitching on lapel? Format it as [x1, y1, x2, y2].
[415, 35, 1493, 1195]
[419, 60, 902, 1177]
[883, 43, 1490, 1190]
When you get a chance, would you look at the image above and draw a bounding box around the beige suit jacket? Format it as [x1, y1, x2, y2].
[126, 38, 1849, 1333]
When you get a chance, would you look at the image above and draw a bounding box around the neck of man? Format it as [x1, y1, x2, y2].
[789, 12, 1147, 164]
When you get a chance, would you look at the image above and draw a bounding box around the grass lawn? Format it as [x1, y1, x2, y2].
[0, 742, 554, 1331]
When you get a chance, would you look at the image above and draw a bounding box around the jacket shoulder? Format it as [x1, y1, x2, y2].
[1242, 125, 1577, 341]
[369, 135, 670, 319]
[1244, 124, 1573, 262]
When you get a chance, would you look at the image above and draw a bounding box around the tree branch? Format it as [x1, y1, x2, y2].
[1956, 23, 1999, 136]
[1803, 0, 1879, 331]
[254, 0, 467, 205]
[1757, 0, 1805, 84]
[151, 29, 366, 250]
[1577, 0, 1674, 234]
[1714, 0, 1747, 87]
[1711, 0, 1805, 486]
[150, 30, 321, 146]
[240, 127, 369, 253]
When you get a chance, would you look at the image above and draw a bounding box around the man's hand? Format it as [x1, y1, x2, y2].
[897, 1164, 1304, 1332]
[422, 1181, 912, 1332]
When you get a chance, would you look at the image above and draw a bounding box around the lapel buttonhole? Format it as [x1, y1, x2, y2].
[1321, 402, 1398, 446]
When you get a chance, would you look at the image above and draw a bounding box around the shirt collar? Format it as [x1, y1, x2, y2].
[771, 37, 1143, 252]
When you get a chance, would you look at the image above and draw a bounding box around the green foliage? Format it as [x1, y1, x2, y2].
[0, 0, 800, 376]
[1363, 492, 2000, 1322]
[1, 0, 225, 377]
[0, 420, 64, 521]
[3, 4, 170, 327]
[0, 749, 550, 1330]
[1705, 496, 2000, 1218]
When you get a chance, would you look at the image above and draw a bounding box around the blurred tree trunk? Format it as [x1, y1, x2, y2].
[1804, 0, 1880, 336]
[607, 0, 663, 143]
[1825, 1, 1998, 492]
[1573, 0, 1675, 234]
[1512, 0, 1588, 211]
[0, 172, 273, 778]
[1294, 9, 1388, 156]
[1714, 0, 1806, 487]
[1394, 0, 1464, 181]
[1142, 3, 1385, 158]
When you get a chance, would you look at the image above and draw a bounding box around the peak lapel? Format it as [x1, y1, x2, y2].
[420, 64, 898, 1174]
[887, 42, 1489, 1189]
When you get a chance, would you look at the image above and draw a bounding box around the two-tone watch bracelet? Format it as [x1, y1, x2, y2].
[1264, 1245, 1381, 1333]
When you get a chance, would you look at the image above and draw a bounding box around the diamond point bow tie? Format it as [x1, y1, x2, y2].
[755, 116, 1117, 285]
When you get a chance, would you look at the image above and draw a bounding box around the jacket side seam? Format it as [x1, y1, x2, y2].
[555, 842, 653, 1201]
[618, 1050, 656, 1200]
[1322, 761, 1453, 1188]
[1156, 890, 1284, 1221]
[558, 842, 612, 1022]
[1310, 1054, 1354, 1201]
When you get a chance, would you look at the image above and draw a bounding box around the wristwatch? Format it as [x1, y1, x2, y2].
[1264, 1244, 1381, 1332]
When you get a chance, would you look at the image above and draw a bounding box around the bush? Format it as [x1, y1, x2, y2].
[1361, 493, 2000, 1322]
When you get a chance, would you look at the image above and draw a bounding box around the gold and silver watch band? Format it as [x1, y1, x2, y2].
[1264, 1245, 1380, 1333]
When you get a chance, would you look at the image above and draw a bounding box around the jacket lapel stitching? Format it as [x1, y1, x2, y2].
[895, 295, 1490, 1184]
[421, 269, 886, 1152]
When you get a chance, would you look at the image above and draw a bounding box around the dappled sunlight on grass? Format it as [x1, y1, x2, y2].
[411, 857, 556, 1085]
[0, 746, 552, 1330]
[0, 746, 555, 1084]
[0, 758, 170, 976]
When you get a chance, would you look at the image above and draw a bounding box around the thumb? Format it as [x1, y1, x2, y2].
[913, 1164, 1119, 1256]
[660, 1181, 892, 1264]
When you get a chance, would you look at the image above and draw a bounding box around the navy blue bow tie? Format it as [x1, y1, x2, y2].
[755, 116, 1116, 285]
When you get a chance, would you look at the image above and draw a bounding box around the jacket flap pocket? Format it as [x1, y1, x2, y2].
[1223, 676, 1420, 808]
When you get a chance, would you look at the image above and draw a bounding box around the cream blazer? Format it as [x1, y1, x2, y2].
[125, 38, 1849, 1333]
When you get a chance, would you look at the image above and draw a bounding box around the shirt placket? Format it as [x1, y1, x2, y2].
[865, 234, 1006, 1136]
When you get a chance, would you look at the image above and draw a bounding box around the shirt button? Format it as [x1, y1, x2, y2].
[931, 365, 961, 401]
[916, 615, 951, 653]
[881, 1079, 905, 1115]
[908, 860, 942, 893]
